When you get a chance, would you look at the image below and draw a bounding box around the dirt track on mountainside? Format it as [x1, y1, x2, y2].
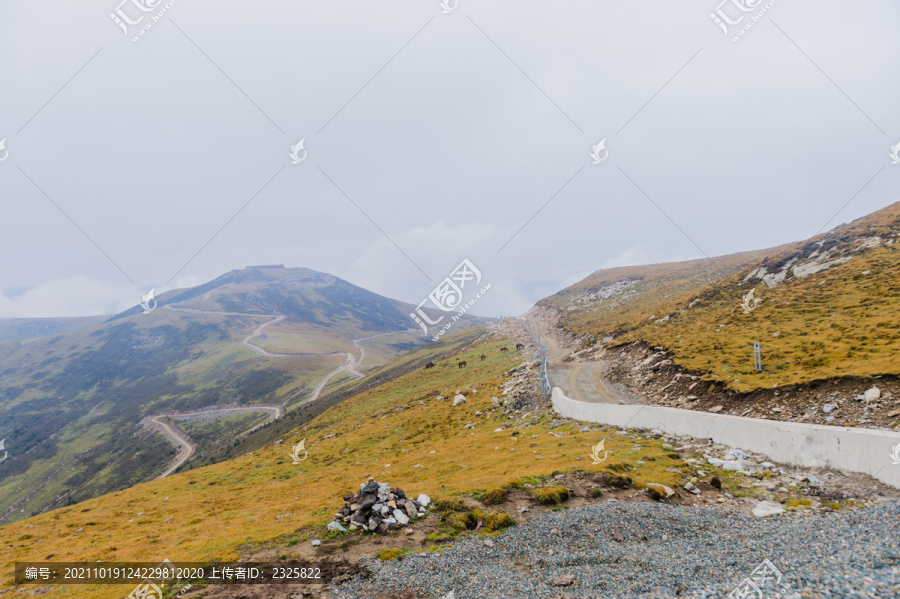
[150, 298, 417, 475]
[518, 308, 641, 405]
[145, 415, 197, 479]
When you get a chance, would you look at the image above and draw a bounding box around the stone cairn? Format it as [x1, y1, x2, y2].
[333, 477, 431, 535]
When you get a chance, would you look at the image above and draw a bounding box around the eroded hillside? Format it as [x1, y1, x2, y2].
[543, 201, 900, 392]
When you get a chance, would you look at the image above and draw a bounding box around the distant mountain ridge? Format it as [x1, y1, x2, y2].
[0, 266, 488, 522]
[0, 315, 108, 342]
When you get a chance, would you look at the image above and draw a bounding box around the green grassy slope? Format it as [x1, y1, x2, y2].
[0, 326, 688, 599]
[0, 267, 489, 523]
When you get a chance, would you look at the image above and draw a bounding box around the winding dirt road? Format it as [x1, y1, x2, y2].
[147, 405, 285, 478]
[150, 298, 415, 477]
[147, 415, 196, 479]
[523, 311, 639, 405]
[563, 361, 634, 404]
[296, 329, 417, 405]
[349, 329, 416, 371]
[167, 306, 346, 360]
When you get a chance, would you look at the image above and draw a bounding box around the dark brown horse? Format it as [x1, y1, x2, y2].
[500, 347, 509, 353]
[515, 343, 525, 350]
[458, 361, 467, 368]
[480, 354, 486, 361]
[425, 361, 435, 369]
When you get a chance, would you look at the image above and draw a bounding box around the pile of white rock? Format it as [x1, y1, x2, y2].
[331, 477, 431, 535]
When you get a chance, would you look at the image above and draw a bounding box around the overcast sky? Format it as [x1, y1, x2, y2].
[1, 0, 898, 318]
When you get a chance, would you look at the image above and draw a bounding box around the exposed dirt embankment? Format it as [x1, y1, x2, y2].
[594, 340, 900, 429]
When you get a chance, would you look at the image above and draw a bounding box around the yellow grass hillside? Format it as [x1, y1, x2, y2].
[0, 330, 685, 599]
[545, 201, 900, 392]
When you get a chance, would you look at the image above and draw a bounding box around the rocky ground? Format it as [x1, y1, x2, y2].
[328, 499, 900, 599]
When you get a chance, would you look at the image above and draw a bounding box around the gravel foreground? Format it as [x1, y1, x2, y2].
[330, 500, 900, 599]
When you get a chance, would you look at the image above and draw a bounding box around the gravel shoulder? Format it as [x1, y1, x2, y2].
[331, 499, 900, 599]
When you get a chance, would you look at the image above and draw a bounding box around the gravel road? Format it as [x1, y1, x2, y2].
[330, 500, 900, 599]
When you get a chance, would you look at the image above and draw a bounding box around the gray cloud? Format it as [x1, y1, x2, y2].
[1, 0, 898, 317]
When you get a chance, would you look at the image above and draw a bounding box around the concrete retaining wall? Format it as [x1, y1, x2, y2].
[551, 387, 900, 489]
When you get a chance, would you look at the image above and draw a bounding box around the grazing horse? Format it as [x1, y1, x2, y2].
[515, 343, 525, 350]
[425, 361, 435, 369]
[458, 361, 467, 368]
[480, 354, 486, 361]
[500, 347, 509, 353]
